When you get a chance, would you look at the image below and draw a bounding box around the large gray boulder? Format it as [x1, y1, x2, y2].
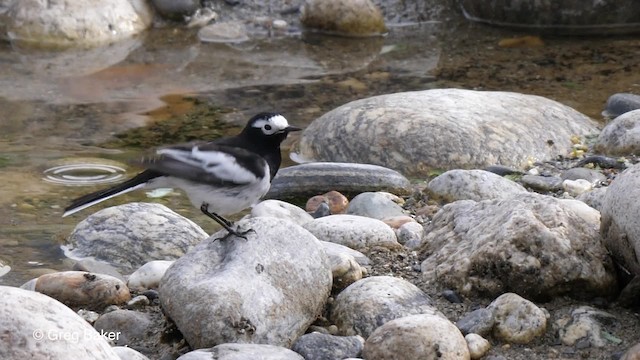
[419, 193, 617, 301]
[160, 217, 332, 349]
[295, 89, 598, 177]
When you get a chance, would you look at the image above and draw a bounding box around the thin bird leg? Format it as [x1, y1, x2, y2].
[200, 203, 253, 240]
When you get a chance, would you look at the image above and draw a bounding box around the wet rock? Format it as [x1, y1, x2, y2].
[112, 346, 150, 360]
[489, 293, 547, 344]
[251, 199, 314, 225]
[323, 243, 365, 292]
[321, 241, 370, 266]
[296, 89, 598, 177]
[556, 306, 618, 348]
[177, 344, 304, 360]
[300, 0, 386, 37]
[268, 162, 411, 199]
[292, 332, 364, 360]
[151, 0, 200, 20]
[396, 221, 424, 249]
[330, 276, 442, 338]
[601, 163, 640, 277]
[94, 309, 152, 347]
[346, 191, 406, 219]
[160, 217, 332, 349]
[4, 0, 152, 47]
[73, 259, 125, 282]
[65, 203, 207, 272]
[198, 21, 250, 43]
[303, 214, 398, 250]
[21, 271, 130, 310]
[306, 191, 349, 215]
[520, 174, 564, 192]
[419, 193, 617, 301]
[466, 333, 491, 359]
[456, 308, 495, 337]
[0, 286, 120, 359]
[362, 314, 469, 360]
[459, 0, 640, 35]
[561, 167, 607, 184]
[595, 109, 640, 155]
[577, 187, 608, 212]
[127, 260, 174, 291]
[603, 93, 640, 118]
[428, 169, 527, 201]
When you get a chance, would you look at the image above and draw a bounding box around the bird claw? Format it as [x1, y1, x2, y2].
[214, 226, 255, 241]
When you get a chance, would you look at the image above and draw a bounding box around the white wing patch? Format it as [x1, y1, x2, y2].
[252, 114, 289, 135]
[157, 146, 258, 184]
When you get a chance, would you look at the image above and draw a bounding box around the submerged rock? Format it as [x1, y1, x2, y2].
[300, 0, 387, 36]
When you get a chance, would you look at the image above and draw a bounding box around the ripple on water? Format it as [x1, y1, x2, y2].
[43, 162, 127, 186]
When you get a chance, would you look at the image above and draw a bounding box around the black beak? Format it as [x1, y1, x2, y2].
[285, 126, 302, 132]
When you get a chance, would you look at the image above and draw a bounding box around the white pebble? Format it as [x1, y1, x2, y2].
[465, 333, 491, 359]
[127, 260, 174, 290]
[562, 179, 592, 196]
[272, 19, 288, 29]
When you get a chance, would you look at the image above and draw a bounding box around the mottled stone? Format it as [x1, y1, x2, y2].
[296, 89, 598, 177]
[94, 309, 152, 347]
[362, 314, 470, 360]
[251, 200, 314, 226]
[419, 193, 617, 301]
[346, 192, 406, 219]
[456, 308, 495, 337]
[489, 293, 547, 344]
[160, 217, 332, 349]
[300, 0, 386, 36]
[595, 109, 640, 155]
[323, 244, 365, 292]
[292, 332, 364, 360]
[556, 306, 618, 348]
[64, 203, 207, 272]
[0, 286, 120, 359]
[465, 333, 491, 359]
[303, 214, 398, 250]
[396, 221, 424, 249]
[330, 276, 442, 338]
[321, 241, 371, 266]
[177, 344, 304, 360]
[428, 169, 526, 202]
[520, 174, 563, 192]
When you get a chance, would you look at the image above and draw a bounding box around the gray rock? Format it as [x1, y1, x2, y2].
[323, 244, 365, 292]
[320, 241, 371, 266]
[456, 308, 495, 337]
[555, 306, 617, 348]
[292, 332, 364, 360]
[362, 314, 469, 359]
[267, 162, 411, 200]
[73, 259, 125, 282]
[396, 221, 424, 249]
[64, 203, 207, 272]
[488, 293, 547, 344]
[126, 295, 150, 309]
[296, 89, 598, 177]
[595, 109, 640, 155]
[577, 187, 608, 211]
[603, 93, 640, 118]
[0, 286, 120, 359]
[420, 193, 617, 301]
[561, 167, 607, 184]
[160, 217, 332, 349]
[300, 0, 386, 36]
[303, 215, 399, 250]
[428, 169, 527, 201]
[346, 192, 406, 219]
[520, 174, 564, 192]
[112, 346, 150, 360]
[177, 344, 304, 360]
[150, 0, 199, 19]
[466, 333, 492, 360]
[4, 0, 152, 47]
[330, 276, 442, 338]
[94, 309, 152, 346]
[601, 163, 640, 276]
[250, 199, 314, 226]
[127, 260, 174, 291]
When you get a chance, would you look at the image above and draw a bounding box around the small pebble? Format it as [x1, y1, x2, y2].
[272, 19, 287, 29]
[442, 289, 463, 304]
[562, 179, 592, 196]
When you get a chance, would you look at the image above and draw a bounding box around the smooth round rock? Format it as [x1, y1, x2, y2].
[64, 202, 207, 272]
[303, 214, 398, 250]
[177, 344, 304, 360]
[0, 286, 120, 359]
[330, 276, 442, 338]
[292, 332, 364, 360]
[150, 0, 199, 19]
[595, 109, 640, 156]
[127, 260, 174, 291]
[160, 217, 332, 349]
[4, 0, 152, 47]
[346, 192, 406, 219]
[603, 93, 640, 118]
[251, 199, 314, 226]
[94, 309, 152, 346]
[296, 89, 598, 177]
[300, 0, 387, 36]
[362, 314, 470, 360]
[466, 333, 491, 359]
[489, 293, 547, 344]
[427, 169, 527, 202]
[456, 308, 495, 337]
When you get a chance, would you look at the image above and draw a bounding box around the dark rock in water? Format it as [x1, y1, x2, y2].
[484, 165, 523, 176]
[267, 162, 411, 200]
[460, 0, 640, 35]
[151, 0, 200, 19]
[603, 93, 640, 118]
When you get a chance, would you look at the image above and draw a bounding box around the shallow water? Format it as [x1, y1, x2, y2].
[0, 17, 639, 286]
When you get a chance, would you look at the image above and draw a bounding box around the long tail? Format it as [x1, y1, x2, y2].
[63, 170, 161, 217]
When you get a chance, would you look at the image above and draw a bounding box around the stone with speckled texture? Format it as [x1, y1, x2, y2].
[303, 214, 398, 250]
[296, 89, 599, 177]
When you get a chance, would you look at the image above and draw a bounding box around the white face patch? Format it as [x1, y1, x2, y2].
[252, 114, 289, 135]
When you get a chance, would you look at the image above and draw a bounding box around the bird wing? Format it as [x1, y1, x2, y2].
[140, 142, 268, 186]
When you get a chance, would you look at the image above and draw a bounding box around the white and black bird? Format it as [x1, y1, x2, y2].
[63, 112, 301, 238]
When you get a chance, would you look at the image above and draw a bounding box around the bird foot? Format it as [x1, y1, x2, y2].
[214, 226, 256, 241]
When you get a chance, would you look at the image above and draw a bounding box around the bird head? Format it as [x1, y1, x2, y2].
[244, 112, 301, 145]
